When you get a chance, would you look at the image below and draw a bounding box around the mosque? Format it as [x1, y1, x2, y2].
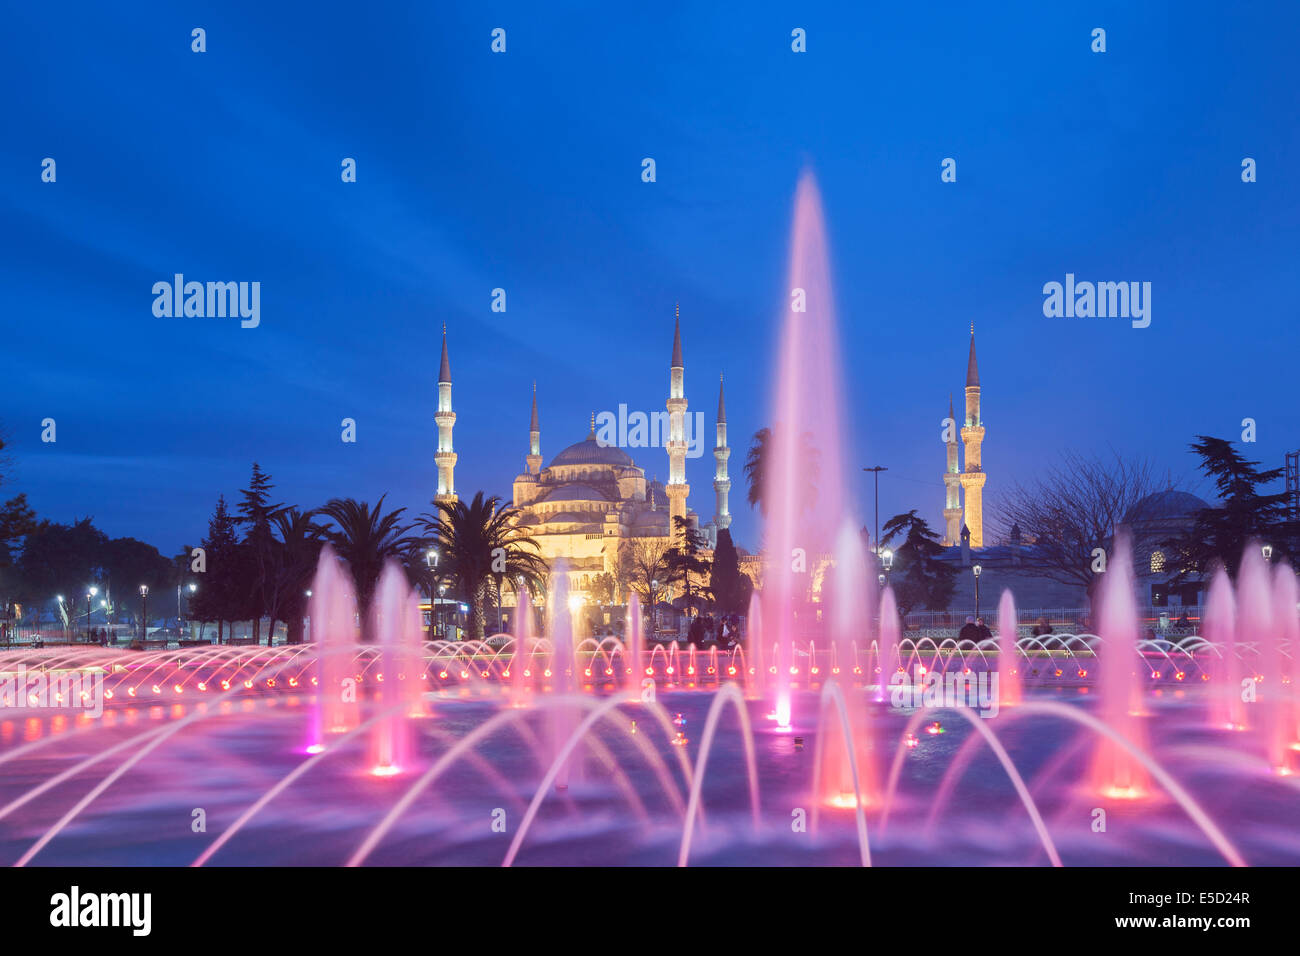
[431, 310, 734, 606]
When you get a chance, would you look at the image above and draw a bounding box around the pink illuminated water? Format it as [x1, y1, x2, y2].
[1272, 564, 1300, 766]
[1088, 533, 1151, 799]
[624, 598, 644, 698]
[997, 590, 1022, 707]
[307, 543, 359, 751]
[1204, 568, 1243, 731]
[368, 562, 422, 774]
[763, 171, 851, 730]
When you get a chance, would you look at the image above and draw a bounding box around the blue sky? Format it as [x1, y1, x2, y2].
[3, 1, 1298, 556]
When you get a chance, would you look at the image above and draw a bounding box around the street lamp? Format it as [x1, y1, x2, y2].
[881, 547, 894, 586]
[86, 586, 98, 643]
[139, 585, 149, 643]
[862, 466, 889, 554]
[1262, 543, 1274, 562]
[426, 549, 441, 639]
[177, 580, 197, 631]
[972, 564, 983, 621]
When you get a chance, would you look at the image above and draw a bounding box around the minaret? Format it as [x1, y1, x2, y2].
[526, 382, 542, 475]
[665, 305, 690, 528]
[713, 373, 731, 531]
[942, 392, 963, 546]
[434, 325, 458, 504]
[958, 324, 986, 548]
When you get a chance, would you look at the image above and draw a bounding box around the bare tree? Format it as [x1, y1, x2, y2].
[988, 451, 1171, 594]
[624, 537, 674, 613]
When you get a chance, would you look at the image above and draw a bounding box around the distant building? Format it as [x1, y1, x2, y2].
[937, 489, 1211, 616]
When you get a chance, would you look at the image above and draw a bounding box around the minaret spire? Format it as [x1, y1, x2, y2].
[434, 326, 458, 503]
[959, 324, 986, 547]
[526, 382, 542, 475]
[713, 372, 731, 532]
[941, 391, 962, 546]
[665, 305, 690, 527]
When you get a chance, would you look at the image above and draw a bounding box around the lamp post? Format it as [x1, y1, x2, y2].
[303, 589, 312, 644]
[86, 587, 98, 643]
[1262, 543, 1274, 563]
[438, 583, 447, 640]
[426, 549, 440, 639]
[881, 547, 894, 586]
[862, 466, 888, 554]
[651, 578, 659, 634]
[972, 564, 983, 621]
[177, 580, 197, 632]
[138, 585, 149, 642]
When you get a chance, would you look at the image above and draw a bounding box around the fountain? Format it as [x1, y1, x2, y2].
[2, 173, 1298, 869]
[763, 170, 851, 730]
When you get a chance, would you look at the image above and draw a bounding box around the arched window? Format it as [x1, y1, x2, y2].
[1150, 550, 1166, 573]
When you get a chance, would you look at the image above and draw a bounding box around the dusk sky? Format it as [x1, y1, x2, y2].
[4, 1, 1298, 557]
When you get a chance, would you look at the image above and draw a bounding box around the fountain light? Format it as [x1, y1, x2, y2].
[828, 793, 866, 809]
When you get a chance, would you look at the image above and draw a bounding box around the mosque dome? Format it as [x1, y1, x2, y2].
[1123, 490, 1210, 524]
[542, 482, 610, 503]
[548, 436, 634, 468]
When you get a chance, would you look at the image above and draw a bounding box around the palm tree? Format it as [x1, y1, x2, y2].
[744, 425, 821, 517]
[319, 496, 418, 636]
[418, 492, 548, 642]
[743, 427, 772, 515]
[268, 507, 326, 644]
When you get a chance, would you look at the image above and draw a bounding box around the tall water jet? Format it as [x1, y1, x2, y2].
[997, 589, 1022, 707]
[1234, 545, 1279, 768]
[512, 589, 533, 706]
[1088, 532, 1151, 799]
[368, 561, 417, 774]
[820, 522, 878, 806]
[1203, 567, 1243, 731]
[307, 544, 360, 752]
[1272, 563, 1300, 763]
[624, 596, 644, 698]
[1232, 541, 1274, 743]
[547, 562, 578, 788]
[763, 170, 851, 730]
[745, 590, 765, 699]
[877, 587, 901, 701]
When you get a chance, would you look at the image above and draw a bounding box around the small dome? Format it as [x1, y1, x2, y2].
[549, 437, 634, 468]
[1123, 490, 1210, 524]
